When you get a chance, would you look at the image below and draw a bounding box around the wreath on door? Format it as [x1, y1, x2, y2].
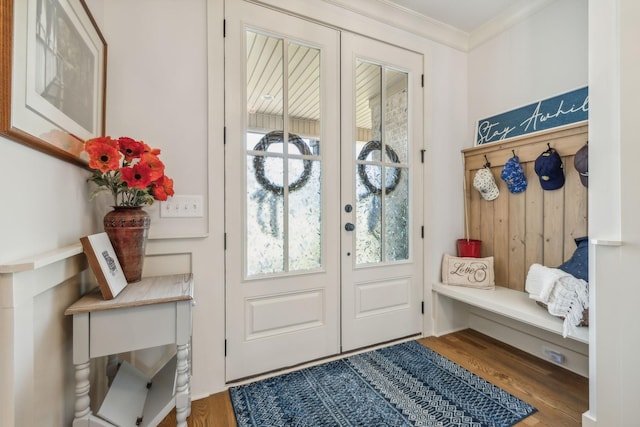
[251, 130, 313, 236]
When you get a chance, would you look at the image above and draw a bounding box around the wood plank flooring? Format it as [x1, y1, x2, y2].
[158, 329, 588, 427]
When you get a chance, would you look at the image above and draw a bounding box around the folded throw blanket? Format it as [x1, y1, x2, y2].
[525, 263, 589, 337]
[525, 263, 570, 302]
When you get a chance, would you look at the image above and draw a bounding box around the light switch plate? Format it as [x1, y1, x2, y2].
[160, 194, 203, 218]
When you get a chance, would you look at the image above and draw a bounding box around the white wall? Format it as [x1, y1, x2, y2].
[588, 0, 640, 424]
[0, 139, 97, 262]
[91, 0, 226, 398]
[468, 0, 588, 146]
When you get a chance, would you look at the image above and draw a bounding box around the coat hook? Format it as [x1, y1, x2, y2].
[512, 149, 516, 157]
[546, 142, 552, 150]
[484, 154, 491, 168]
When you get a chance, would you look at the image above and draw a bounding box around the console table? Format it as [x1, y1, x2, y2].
[65, 274, 194, 427]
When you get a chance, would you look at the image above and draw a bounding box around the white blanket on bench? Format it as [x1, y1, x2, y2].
[525, 263, 589, 337]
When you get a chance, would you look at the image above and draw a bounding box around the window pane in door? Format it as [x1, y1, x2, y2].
[384, 69, 408, 164]
[355, 61, 381, 157]
[384, 165, 409, 261]
[288, 42, 321, 154]
[289, 159, 322, 271]
[246, 31, 283, 142]
[247, 153, 285, 275]
[356, 163, 382, 264]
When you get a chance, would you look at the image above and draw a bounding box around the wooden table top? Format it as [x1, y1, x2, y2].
[65, 273, 193, 315]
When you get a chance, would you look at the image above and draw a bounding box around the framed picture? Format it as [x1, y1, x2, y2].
[0, 0, 107, 167]
[80, 232, 128, 300]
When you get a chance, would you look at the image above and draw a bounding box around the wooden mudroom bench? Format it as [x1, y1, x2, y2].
[432, 123, 590, 375]
[432, 283, 588, 343]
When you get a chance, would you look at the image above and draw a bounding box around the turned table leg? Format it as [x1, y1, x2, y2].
[175, 343, 191, 427]
[72, 361, 91, 426]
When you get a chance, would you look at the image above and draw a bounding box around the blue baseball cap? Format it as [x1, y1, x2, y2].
[534, 148, 565, 190]
[501, 155, 527, 193]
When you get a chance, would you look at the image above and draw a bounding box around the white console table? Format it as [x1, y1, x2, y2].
[65, 274, 194, 427]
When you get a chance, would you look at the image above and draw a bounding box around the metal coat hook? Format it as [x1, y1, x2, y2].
[484, 155, 491, 168]
[512, 149, 516, 157]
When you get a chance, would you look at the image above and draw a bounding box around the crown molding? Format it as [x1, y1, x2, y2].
[322, 0, 469, 51]
[246, 0, 556, 53]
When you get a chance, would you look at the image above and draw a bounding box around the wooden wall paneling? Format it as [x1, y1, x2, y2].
[542, 185, 565, 267]
[524, 162, 544, 277]
[479, 194, 495, 259]
[507, 191, 526, 290]
[462, 123, 588, 293]
[467, 170, 482, 242]
[492, 169, 509, 286]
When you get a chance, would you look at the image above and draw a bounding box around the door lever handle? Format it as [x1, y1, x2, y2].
[344, 223, 355, 231]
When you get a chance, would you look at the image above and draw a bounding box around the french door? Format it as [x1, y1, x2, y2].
[340, 33, 423, 352]
[225, 0, 423, 381]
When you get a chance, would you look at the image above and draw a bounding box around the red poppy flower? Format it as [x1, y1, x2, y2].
[85, 136, 117, 152]
[142, 142, 161, 156]
[120, 163, 153, 189]
[84, 135, 173, 207]
[140, 152, 165, 181]
[118, 137, 145, 161]
[87, 143, 120, 173]
[151, 175, 175, 201]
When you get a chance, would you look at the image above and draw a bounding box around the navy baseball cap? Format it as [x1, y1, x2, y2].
[534, 148, 565, 190]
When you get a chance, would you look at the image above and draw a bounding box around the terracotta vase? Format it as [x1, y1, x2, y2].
[103, 206, 151, 283]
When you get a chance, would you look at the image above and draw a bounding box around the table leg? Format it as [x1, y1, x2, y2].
[73, 361, 91, 425]
[175, 343, 190, 427]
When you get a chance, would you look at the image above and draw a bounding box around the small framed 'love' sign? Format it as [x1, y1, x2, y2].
[441, 254, 495, 290]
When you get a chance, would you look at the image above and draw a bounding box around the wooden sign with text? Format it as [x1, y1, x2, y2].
[475, 86, 588, 145]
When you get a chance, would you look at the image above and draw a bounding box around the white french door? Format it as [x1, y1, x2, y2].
[225, 0, 423, 381]
[340, 33, 423, 351]
[224, 0, 341, 381]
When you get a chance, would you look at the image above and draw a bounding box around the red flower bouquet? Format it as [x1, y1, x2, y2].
[85, 136, 175, 206]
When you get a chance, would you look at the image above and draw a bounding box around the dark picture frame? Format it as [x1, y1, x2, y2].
[0, 0, 107, 167]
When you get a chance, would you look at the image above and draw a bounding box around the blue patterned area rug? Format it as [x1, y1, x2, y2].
[229, 340, 537, 426]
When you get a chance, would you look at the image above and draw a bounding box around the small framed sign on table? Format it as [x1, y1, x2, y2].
[80, 232, 128, 299]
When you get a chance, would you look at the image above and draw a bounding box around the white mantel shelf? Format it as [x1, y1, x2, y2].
[0, 243, 83, 273]
[432, 283, 589, 344]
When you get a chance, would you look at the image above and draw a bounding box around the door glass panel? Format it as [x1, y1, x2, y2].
[246, 32, 283, 137]
[289, 159, 322, 270]
[356, 163, 382, 264]
[355, 61, 381, 158]
[245, 30, 323, 277]
[384, 69, 408, 163]
[247, 153, 285, 275]
[289, 42, 321, 154]
[354, 60, 410, 266]
[384, 165, 409, 261]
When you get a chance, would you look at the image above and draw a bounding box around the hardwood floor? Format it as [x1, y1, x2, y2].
[158, 329, 588, 427]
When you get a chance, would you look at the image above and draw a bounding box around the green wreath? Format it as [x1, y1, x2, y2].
[253, 131, 313, 195]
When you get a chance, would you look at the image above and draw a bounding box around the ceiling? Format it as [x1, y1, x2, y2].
[381, 0, 523, 33]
